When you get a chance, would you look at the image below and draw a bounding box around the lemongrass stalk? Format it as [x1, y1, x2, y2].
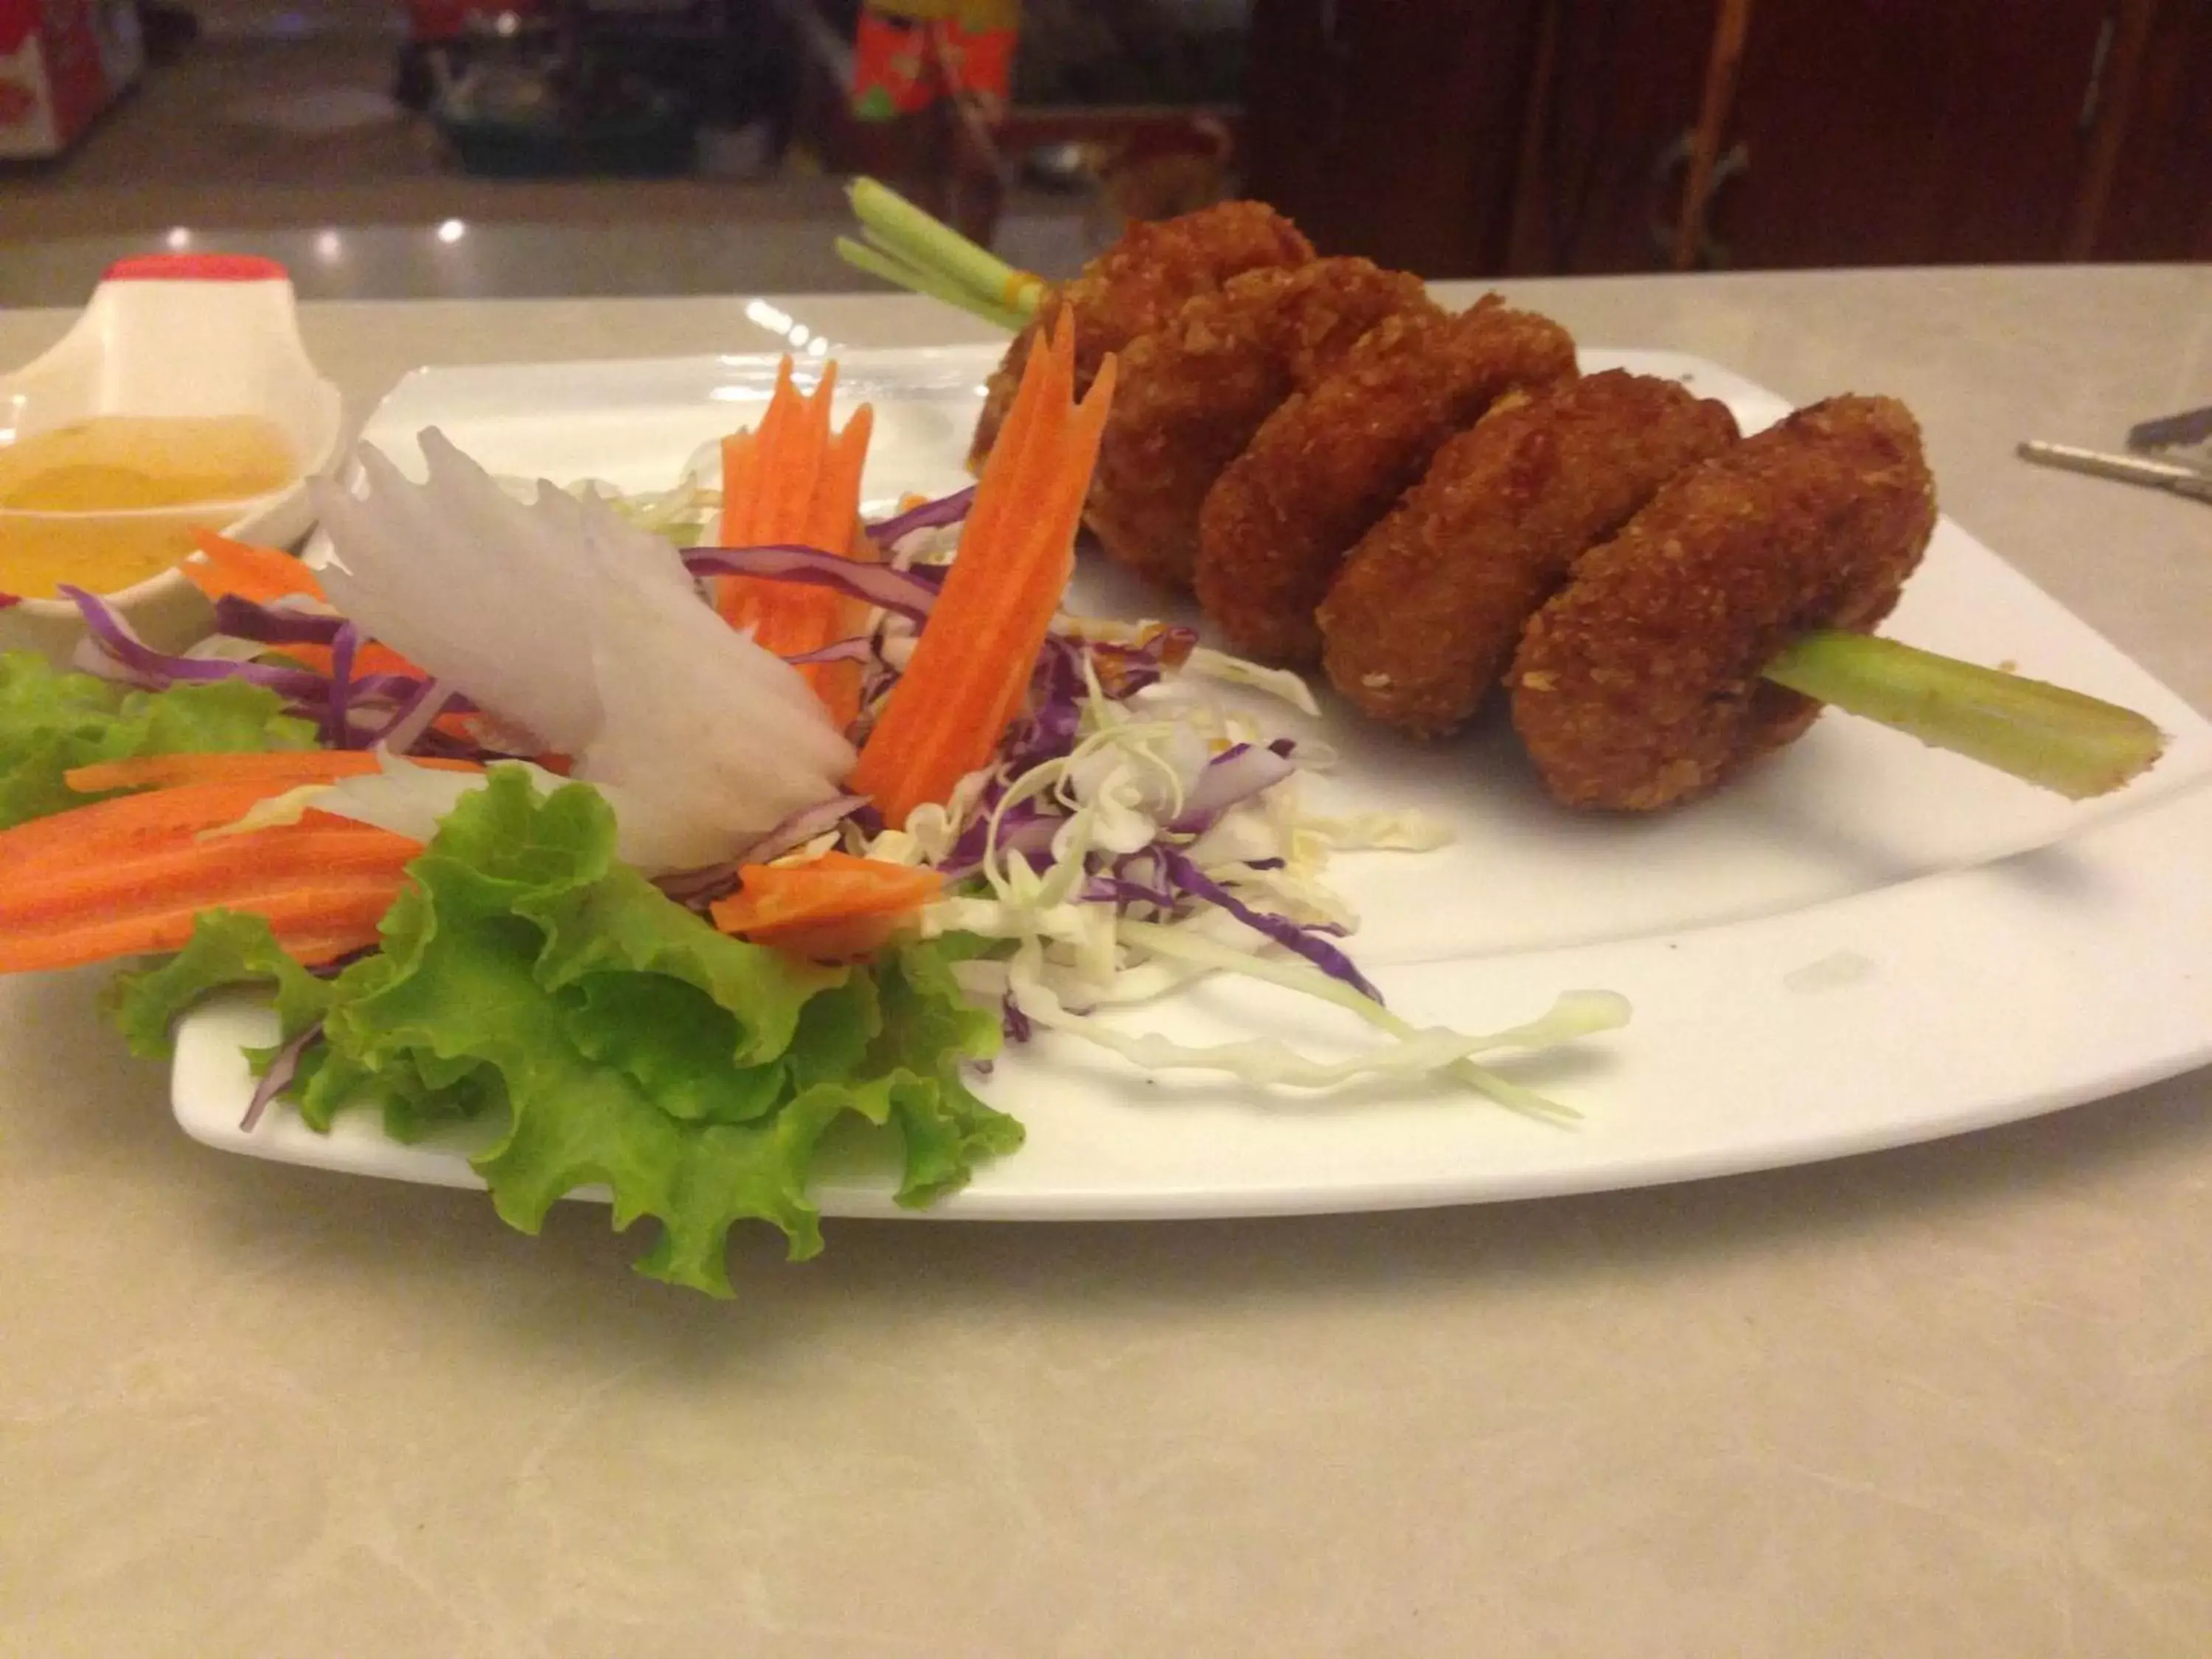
[834, 237, 1029, 333]
[1762, 630, 2166, 800]
[846, 177, 1046, 319]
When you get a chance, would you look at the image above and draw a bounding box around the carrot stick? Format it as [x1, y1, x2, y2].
[1, 780, 322, 877]
[712, 358, 880, 727]
[779, 405, 877, 728]
[66, 751, 481, 796]
[181, 532, 328, 605]
[756, 358, 837, 544]
[804, 404, 874, 556]
[709, 850, 941, 945]
[974, 355, 1116, 745]
[0, 825, 422, 933]
[0, 882, 404, 975]
[849, 312, 1113, 827]
[721, 357, 804, 552]
[717, 429, 760, 549]
[950, 311, 1068, 577]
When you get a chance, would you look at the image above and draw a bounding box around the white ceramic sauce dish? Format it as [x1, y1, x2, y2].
[0, 254, 343, 664]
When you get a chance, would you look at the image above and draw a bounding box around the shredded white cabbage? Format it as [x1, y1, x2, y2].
[822, 612, 1615, 1117]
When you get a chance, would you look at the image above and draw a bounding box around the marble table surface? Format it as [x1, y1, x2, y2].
[2, 263, 2208, 1658]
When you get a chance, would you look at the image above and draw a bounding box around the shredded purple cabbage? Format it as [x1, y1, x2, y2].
[212, 594, 342, 647]
[241, 1021, 323, 1132]
[61, 585, 333, 700]
[321, 623, 360, 748]
[59, 583, 481, 751]
[993, 636, 1086, 777]
[681, 544, 942, 622]
[936, 796, 1061, 883]
[1000, 991, 1033, 1045]
[1151, 846, 1382, 1004]
[865, 485, 975, 548]
[1079, 873, 1181, 911]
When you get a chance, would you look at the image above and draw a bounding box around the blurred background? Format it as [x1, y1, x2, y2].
[2, 0, 2205, 307]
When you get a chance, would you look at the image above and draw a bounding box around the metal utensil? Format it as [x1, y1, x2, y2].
[2016, 439, 2212, 504]
[2126, 403, 2212, 465]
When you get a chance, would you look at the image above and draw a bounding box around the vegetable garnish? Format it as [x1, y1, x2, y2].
[714, 358, 877, 729]
[181, 530, 328, 607]
[105, 771, 1016, 1296]
[851, 309, 1116, 827]
[0, 776, 419, 971]
[1761, 629, 2166, 801]
[310, 427, 857, 871]
[1, 652, 317, 830]
[710, 849, 942, 961]
[837, 177, 1043, 334]
[2, 332, 1632, 1295]
[63, 747, 480, 797]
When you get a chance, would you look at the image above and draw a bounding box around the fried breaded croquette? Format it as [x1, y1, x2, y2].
[1318, 371, 1741, 737]
[1508, 394, 1938, 811]
[968, 201, 1315, 469]
[1083, 257, 1439, 590]
[1194, 298, 1580, 666]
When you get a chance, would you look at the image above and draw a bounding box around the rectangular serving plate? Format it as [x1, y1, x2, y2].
[170, 346, 2212, 1220]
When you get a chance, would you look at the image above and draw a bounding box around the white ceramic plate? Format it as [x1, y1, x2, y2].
[170, 346, 2212, 1217]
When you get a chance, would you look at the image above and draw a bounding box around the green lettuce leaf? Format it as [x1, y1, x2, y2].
[105, 908, 338, 1059]
[0, 650, 316, 829]
[871, 941, 1019, 1206]
[110, 765, 1016, 1295]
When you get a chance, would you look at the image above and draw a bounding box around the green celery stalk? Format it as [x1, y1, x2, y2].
[846, 178, 1043, 321]
[835, 236, 1029, 334]
[1762, 630, 2166, 800]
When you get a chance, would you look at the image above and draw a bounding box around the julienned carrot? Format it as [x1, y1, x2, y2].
[1, 824, 422, 932]
[714, 358, 878, 727]
[717, 356, 791, 548]
[975, 358, 1115, 745]
[776, 408, 877, 729]
[0, 883, 403, 974]
[717, 428, 759, 549]
[849, 311, 1115, 828]
[754, 358, 835, 546]
[183, 532, 327, 606]
[66, 750, 481, 796]
[803, 408, 872, 556]
[709, 851, 941, 957]
[0, 765, 423, 973]
[1, 779, 326, 878]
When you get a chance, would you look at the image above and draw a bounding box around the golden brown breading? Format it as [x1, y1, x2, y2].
[1194, 299, 1579, 666]
[1319, 371, 1741, 737]
[967, 201, 1315, 469]
[1508, 394, 1938, 811]
[1083, 257, 1439, 590]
